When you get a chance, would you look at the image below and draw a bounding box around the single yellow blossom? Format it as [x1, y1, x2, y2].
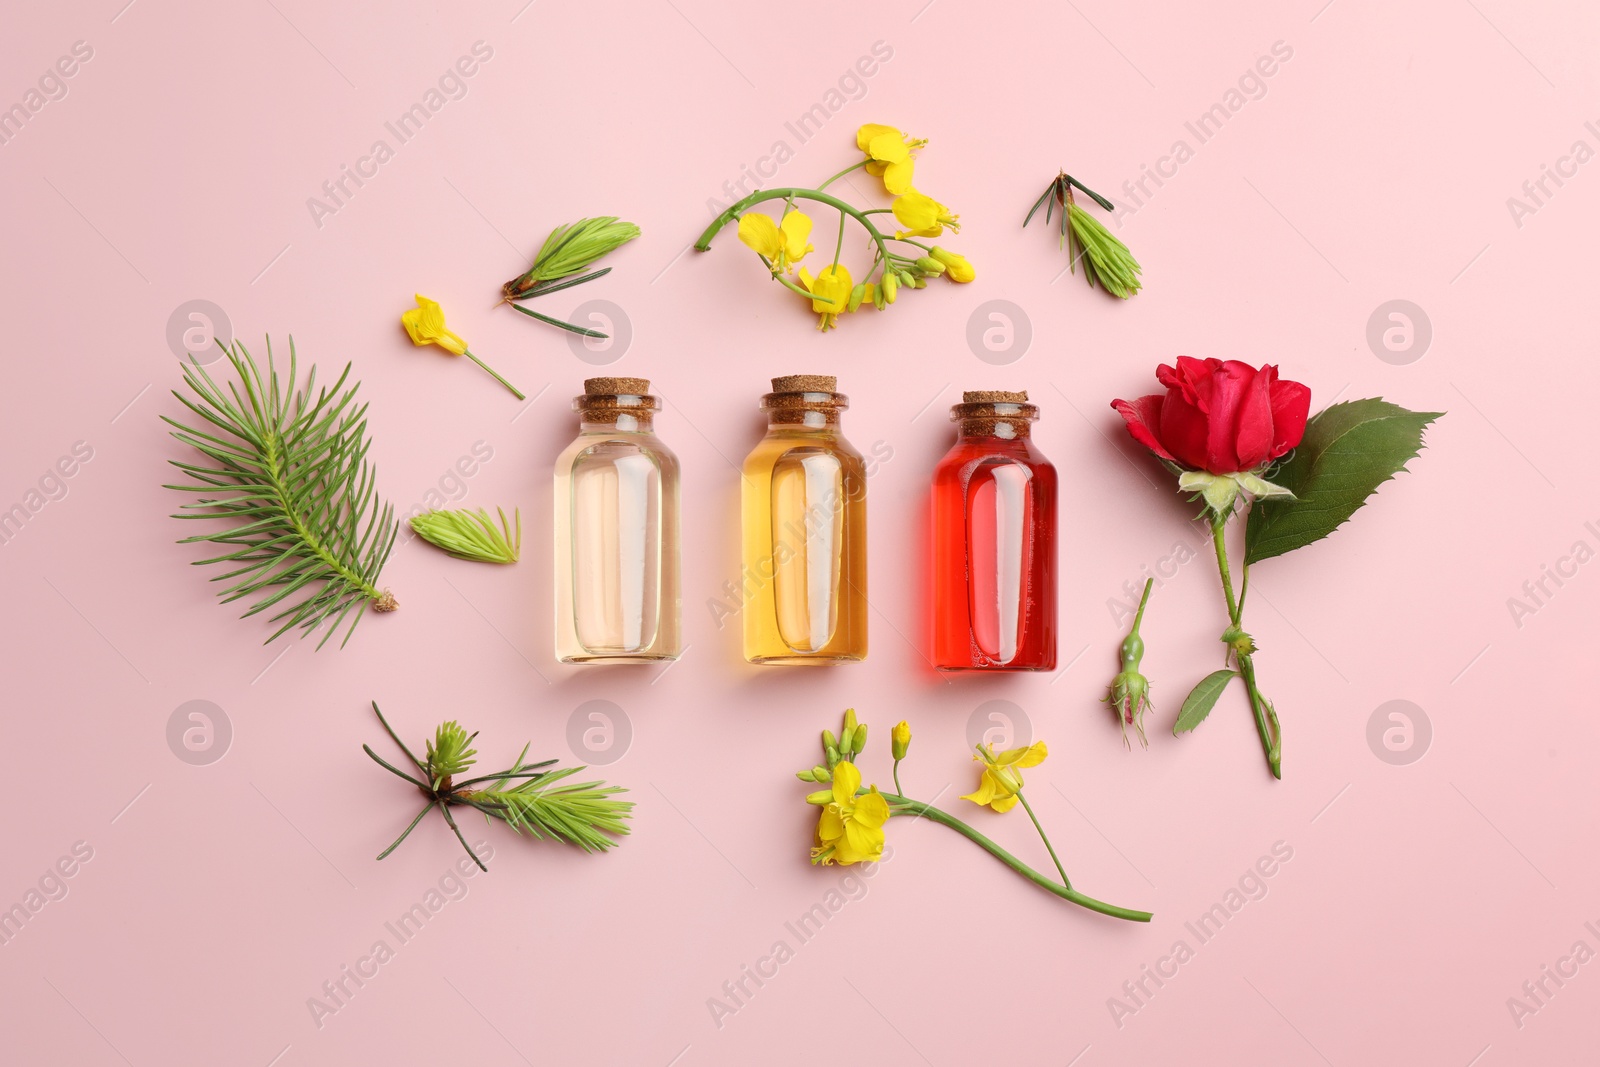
[797, 263, 854, 331]
[856, 123, 922, 194]
[737, 209, 814, 274]
[893, 189, 960, 239]
[400, 294, 523, 399]
[961, 740, 1047, 813]
[930, 246, 975, 283]
[812, 760, 890, 865]
[402, 294, 468, 356]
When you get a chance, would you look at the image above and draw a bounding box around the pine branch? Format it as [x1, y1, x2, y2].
[164, 339, 399, 648]
[366, 702, 632, 869]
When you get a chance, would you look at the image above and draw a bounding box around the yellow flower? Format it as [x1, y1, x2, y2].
[892, 189, 960, 239]
[737, 209, 814, 274]
[401, 294, 467, 356]
[961, 740, 1047, 813]
[812, 760, 890, 865]
[891, 721, 911, 760]
[856, 123, 922, 195]
[797, 263, 854, 331]
[930, 246, 975, 283]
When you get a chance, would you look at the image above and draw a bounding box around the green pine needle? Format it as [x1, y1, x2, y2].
[365, 702, 632, 869]
[163, 338, 399, 649]
[410, 507, 521, 563]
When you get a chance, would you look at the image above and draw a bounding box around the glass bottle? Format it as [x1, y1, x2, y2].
[931, 391, 1056, 671]
[554, 377, 681, 663]
[741, 375, 867, 665]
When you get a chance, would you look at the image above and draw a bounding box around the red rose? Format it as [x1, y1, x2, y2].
[1111, 357, 1311, 474]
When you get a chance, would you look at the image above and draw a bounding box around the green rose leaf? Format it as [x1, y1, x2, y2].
[1245, 399, 1442, 565]
[1174, 669, 1238, 735]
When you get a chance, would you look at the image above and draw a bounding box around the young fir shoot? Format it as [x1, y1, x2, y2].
[364, 702, 632, 870]
[1025, 171, 1143, 299]
[163, 338, 398, 649]
[409, 507, 521, 564]
[501, 217, 641, 338]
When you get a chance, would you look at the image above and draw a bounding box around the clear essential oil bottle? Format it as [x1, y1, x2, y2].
[931, 391, 1057, 670]
[553, 377, 681, 664]
[741, 375, 867, 665]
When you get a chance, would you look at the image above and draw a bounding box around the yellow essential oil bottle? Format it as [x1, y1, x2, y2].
[740, 375, 867, 664]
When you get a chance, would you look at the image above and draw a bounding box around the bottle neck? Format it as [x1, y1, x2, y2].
[760, 388, 847, 431]
[581, 414, 655, 433]
[765, 410, 842, 431]
[951, 400, 1037, 440]
[956, 418, 1031, 440]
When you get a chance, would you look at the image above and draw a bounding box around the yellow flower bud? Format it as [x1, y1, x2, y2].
[805, 789, 835, 805]
[847, 283, 866, 312]
[915, 256, 945, 275]
[891, 721, 911, 760]
[883, 274, 898, 304]
[851, 723, 868, 754]
[930, 246, 975, 283]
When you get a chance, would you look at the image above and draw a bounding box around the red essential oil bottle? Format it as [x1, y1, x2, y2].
[931, 391, 1057, 670]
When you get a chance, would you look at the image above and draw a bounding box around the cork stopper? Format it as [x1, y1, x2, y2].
[574, 377, 659, 426]
[952, 389, 1038, 437]
[585, 377, 650, 396]
[761, 374, 847, 425]
[771, 374, 837, 393]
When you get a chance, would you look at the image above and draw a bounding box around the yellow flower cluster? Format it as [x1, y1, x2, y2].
[729, 124, 975, 331]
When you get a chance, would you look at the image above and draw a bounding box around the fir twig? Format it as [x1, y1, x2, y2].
[365, 702, 632, 870]
[163, 338, 399, 648]
[1025, 172, 1143, 299]
[502, 217, 640, 300]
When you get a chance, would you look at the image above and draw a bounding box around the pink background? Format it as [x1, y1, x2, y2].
[2, 0, 1596, 1063]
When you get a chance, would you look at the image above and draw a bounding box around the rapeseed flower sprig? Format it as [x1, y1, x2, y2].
[694, 124, 975, 331]
[794, 709, 1152, 922]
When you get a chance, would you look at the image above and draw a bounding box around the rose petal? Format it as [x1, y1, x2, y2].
[1268, 373, 1312, 458]
[1193, 361, 1254, 473]
[1233, 363, 1277, 469]
[1157, 384, 1212, 470]
[1110, 394, 1174, 461]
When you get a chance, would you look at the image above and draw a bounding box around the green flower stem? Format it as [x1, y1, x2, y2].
[462, 349, 525, 401]
[1210, 514, 1281, 779]
[694, 188, 891, 266]
[1016, 792, 1071, 889]
[892, 760, 904, 798]
[1132, 576, 1154, 633]
[882, 793, 1151, 922]
[817, 159, 870, 190]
